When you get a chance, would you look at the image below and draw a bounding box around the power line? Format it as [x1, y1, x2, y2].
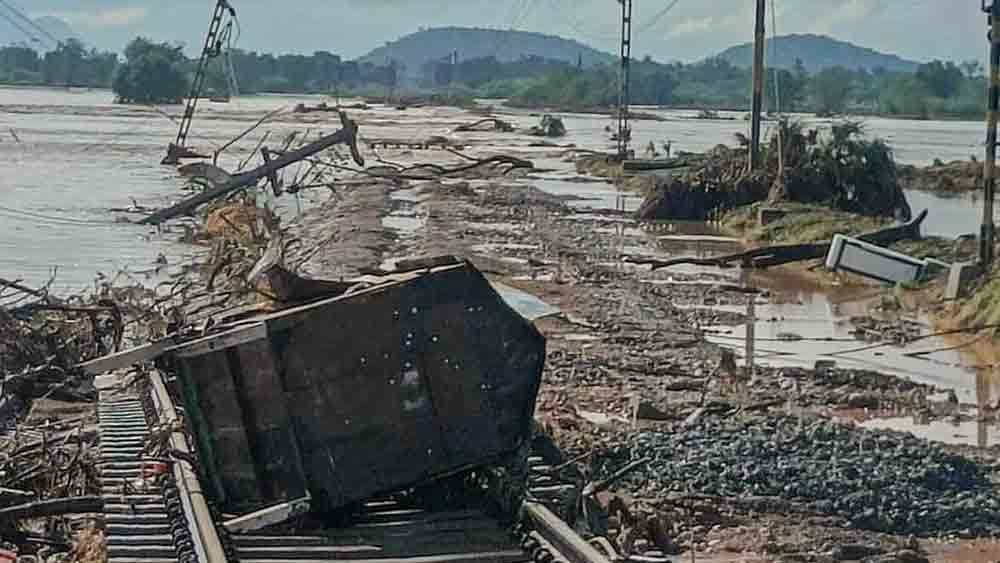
[0, 5, 43, 47]
[0, 0, 60, 47]
[0, 206, 119, 228]
[636, 0, 682, 33]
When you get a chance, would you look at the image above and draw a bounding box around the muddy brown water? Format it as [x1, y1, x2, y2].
[2, 86, 996, 446]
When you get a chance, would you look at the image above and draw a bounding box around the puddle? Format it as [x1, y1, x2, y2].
[657, 234, 742, 244]
[857, 415, 1000, 448]
[465, 221, 522, 233]
[497, 256, 529, 266]
[512, 272, 556, 282]
[639, 276, 740, 287]
[906, 190, 982, 239]
[382, 214, 425, 234]
[534, 176, 643, 212]
[490, 281, 560, 321]
[594, 226, 646, 237]
[565, 213, 635, 223]
[557, 333, 604, 342]
[471, 243, 540, 253]
[701, 282, 981, 402]
[390, 186, 426, 203]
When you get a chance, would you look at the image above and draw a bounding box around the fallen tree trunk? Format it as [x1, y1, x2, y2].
[0, 488, 34, 509]
[628, 209, 927, 270]
[0, 496, 102, 520]
[142, 112, 364, 225]
[454, 118, 514, 133]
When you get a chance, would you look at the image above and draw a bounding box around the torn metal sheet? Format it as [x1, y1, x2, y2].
[170, 262, 545, 513]
[490, 281, 560, 322]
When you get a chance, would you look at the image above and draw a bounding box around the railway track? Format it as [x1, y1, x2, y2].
[97, 371, 613, 563]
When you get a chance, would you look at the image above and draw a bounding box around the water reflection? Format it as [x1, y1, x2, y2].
[858, 370, 1000, 448]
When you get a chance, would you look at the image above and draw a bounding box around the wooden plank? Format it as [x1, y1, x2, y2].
[224, 497, 312, 534]
[78, 336, 178, 375]
[231, 340, 309, 503]
[171, 323, 267, 359]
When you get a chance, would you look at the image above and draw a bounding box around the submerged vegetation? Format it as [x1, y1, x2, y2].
[112, 38, 188, 104]
[634, 120, 911, 222]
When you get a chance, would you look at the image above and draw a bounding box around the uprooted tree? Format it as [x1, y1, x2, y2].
[636, 120, 912, 222]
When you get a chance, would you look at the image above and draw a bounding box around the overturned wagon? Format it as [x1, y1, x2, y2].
[164, 262, 546, 514]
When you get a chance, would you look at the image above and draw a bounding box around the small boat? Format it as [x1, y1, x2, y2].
[209, 95, 231, 103]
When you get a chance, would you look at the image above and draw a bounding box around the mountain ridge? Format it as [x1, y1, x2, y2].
[356, 26, 617, 77]
[714, 33, 919, 73]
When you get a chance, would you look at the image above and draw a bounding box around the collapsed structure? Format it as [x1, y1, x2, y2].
[85, 259, 547, 517]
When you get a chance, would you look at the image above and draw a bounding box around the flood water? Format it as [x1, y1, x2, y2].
[3, 86, 998, 446]
[0, 86, 984, 290]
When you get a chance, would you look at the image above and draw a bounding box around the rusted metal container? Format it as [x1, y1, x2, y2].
[168, 262, 545, 513]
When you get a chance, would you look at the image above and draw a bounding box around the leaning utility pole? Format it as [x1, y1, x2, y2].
[748, 0, 766, 172]
[616, 0, 633, 159]
[163, 0, 236, 165]
[982, 0, 1000, 266]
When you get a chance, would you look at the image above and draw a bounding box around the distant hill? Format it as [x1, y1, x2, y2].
[0, 15, 77, 50]
[358, 27, 617, 78]
[714, 34, 919, 73]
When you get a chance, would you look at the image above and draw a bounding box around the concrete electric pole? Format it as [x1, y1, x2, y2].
[749, 0, 766, 173]
[616, 0, 633, 159]
[982, 0, 999, 266]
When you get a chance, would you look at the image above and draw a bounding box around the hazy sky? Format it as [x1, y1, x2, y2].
[21, 0, 988, 64]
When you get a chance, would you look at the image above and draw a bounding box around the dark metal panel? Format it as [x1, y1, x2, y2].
[231, 339, 308, 503]
[179, 351, 260, 505]
[175, 262, 545, 512]
[270, 264, 544, 508]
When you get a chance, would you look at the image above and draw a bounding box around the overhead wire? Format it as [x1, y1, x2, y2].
[636, 0, 682, 33]
[553, 0, 685, 43]
[0, 0, 59, 45]
[0, 4, 42, 47]
[490, 0, 535, 58]
[554, 0, 620, 42]
[0, 205, 120, 227]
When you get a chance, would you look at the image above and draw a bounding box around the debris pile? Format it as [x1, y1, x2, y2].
[596, 417, 1000, 537]
[527, 115, 566, 138]
[0, 278, 149, 411]
[636, 145, 767, 221]
[454, 117, 516, 133]
[1, 412, 99, 501]
[635, 120, 912, 222]
[898, 159, 981, 195]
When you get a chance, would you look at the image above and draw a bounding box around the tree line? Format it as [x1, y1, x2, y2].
[0, 37, 986, 118]
[474, 56, 983, 118]
[0, 38, 404, 103]
[0, 39, 116, 88]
